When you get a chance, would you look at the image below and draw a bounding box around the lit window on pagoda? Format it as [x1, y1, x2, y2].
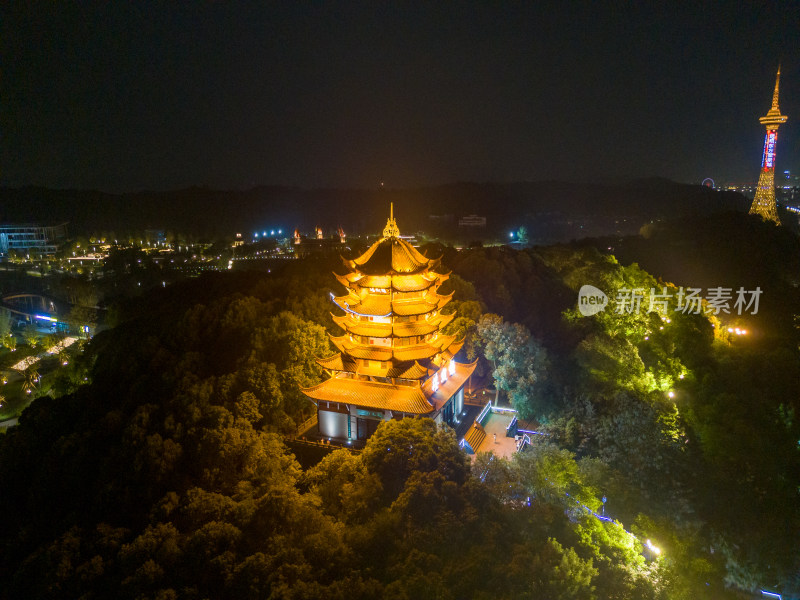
[441, 365, 448, 383]
[449, 360, 455, 376]
[432, 372, 439, 392]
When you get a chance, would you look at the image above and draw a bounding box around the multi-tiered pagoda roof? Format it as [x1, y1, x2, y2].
[302, 206, 476, 417]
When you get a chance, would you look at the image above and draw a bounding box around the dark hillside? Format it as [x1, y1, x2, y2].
[1, 179, 749, 240]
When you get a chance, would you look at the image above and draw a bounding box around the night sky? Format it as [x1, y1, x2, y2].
[3, 2, 799, 192]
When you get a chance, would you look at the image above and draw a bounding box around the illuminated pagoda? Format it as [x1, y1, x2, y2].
[749, 66, 788, 225]
[302, 204, 476, 442]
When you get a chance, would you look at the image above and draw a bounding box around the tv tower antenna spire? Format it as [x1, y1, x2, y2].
[749, 66, 788, 225]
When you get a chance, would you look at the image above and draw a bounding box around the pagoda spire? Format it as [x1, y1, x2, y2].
[382, 202, 400, 238]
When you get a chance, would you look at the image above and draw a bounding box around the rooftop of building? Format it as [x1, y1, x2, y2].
[303, 359, 476, 414]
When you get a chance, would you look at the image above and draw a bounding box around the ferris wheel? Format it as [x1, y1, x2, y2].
[701, 178, 715, 188]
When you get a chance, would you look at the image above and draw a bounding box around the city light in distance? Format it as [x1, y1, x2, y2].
[253, 228, 284, 240]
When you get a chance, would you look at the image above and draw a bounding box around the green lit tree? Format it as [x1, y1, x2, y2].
[3, 334, 16, 351]
[0, 309, 11, 340]
[21, 324, 41, 349]
[42, 333, 61, 353]
[442, 299, 484, 360]
[57, 346, 70, 365]
[22, 366, 40, 395]
[476, 313, 549, 418]
[67, 305, 97, 336]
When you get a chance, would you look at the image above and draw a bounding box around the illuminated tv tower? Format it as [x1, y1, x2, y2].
[749, 66, 787, 224]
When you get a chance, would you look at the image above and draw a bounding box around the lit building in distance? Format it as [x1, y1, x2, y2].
[144, 229, 166, 245]
[458, 214, 487, 227]
[302, 205, 476, 442]
[749, 66, 788, 224]
[293, 227, 348, 258]
[0, 223, 68, 258]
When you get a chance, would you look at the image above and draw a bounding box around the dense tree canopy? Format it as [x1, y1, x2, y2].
[1, 212, 799, 598]
[447, 218, 800, 597]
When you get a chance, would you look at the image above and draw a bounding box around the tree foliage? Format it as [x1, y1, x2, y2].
[1, 222, 797, 598]
[476, 313, 550, 418]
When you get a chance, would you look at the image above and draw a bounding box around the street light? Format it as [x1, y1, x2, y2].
[645, 539, 661, 555]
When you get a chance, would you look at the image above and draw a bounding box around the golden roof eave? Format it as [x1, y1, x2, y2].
[329, 336, 393, 360]
[345, 236, 432, 275]
[333, 294, 392, 317]
[316, 353, 357, 373]
[390, 272, 444, 292]
[302, 376, 434, 414]
[394, 361, 429, 379]
[392, 292, 452, 316]
[332, 313, 454, 338]
[330, 333, 459, 363]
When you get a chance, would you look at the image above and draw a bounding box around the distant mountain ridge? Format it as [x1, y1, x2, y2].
[0, 180, 749, 239]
